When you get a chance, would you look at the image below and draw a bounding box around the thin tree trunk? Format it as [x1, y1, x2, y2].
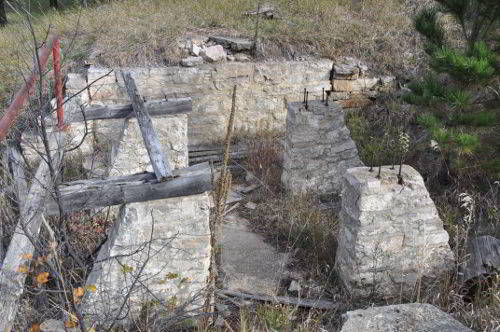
[0, 0, 7, 27]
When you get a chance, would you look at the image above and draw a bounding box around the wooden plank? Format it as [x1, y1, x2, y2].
[121, 71, 171, 180]
[189, 148, 247, 158]
[0, 132, 66, 331]
[189, 150, 247, 164]
[45, 162, 212, 215]
[7, 146, 29, 206]
[217, 289, 339, 310]
[66, 98, 192, 123]
[461, 235, 500, 282]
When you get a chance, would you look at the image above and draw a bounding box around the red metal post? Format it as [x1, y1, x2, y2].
[0, 37, 55, 142]
[52, 38, 64, 130]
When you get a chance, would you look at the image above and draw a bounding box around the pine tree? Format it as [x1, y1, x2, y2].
[406, 0, 499, 178]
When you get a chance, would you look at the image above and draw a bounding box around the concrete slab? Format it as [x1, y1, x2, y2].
[220, 214, 289, 296]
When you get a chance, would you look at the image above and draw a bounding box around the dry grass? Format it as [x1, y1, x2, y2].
[245, 128, 283, 194]
[0, 0, 431, 108]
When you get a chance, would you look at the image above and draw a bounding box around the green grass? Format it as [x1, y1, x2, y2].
[0, 0, 427, 109]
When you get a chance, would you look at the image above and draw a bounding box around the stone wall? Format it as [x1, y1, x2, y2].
[83, 193, 211, 327]
[281, 101, 363, 195]
[334, 165, 454, 299]
[66, 58, 395, 146]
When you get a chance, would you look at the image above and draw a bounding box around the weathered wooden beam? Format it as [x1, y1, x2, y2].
[461, 235, 500, 282]
[121, 71, 171, 180]
[7, 146, 29, 206]
[66, 98, 192, 123]
[217, 289, 340, 310]
[189, 150, 247, 164]
[45, 162, 212, 216]
[0, 132, 66, 331]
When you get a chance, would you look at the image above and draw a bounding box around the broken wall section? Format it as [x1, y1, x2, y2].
[65, 58, 395, 146]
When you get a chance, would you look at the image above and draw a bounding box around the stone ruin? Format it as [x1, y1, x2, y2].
[340, 303, 472, 332]
[334, 166, 455, 298]
[78, 107, 211, 326]
[3, 49, 459, 328]
[281, 100, 363, 195]
[83, 193, 211, 326]
[63, 56, 394, 146]
[279, 92, 455, 299]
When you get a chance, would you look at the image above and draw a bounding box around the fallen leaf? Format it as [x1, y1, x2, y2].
[20, 253, 33, 260]
[30, 323, 41, 332]
[86, 284, 97, 292]
[36, 272, 50, 284]
[64, 320, 78, 328]
[73, 287, 85, 303]
[17, 265, 29, 273]
[73, 287, 85, 297]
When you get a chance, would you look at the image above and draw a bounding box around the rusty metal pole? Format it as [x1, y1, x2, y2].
[0, 37, 55, 142]
[52, 38, 64, 130]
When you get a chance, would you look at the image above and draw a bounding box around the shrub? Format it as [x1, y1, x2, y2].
[417, 113, 441, 129]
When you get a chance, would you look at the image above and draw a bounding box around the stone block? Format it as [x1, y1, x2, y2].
[333, 63, 359, 80]
[200, 45, 227, 62]
[281, 101, 363, 195]
[335, 165, 455, 299]
[181, 56, 204, 67]
[82, 192, 211, 328]
[108, 115, 188, 177]
[333, 78, 380, 92]
[340, 303, 473, 332]
[209, 36, 254, 51]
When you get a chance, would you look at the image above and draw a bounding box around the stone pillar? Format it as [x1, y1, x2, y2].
[281, 101, 362, 195]
[83, 193, 211, 327]
[335, 165, 454, 299]
[83, 110, 210, 327]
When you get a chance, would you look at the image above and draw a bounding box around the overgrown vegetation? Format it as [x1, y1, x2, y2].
[0, 0, 431, 108]
[404, 0, 500, 181]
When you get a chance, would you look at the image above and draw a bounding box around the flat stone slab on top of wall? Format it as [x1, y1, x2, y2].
[82, 193, 211, 328]
[335, 165, 454, 299]
[72, 60, 333, 145]
[281, 100, 363, 195]
[340, 303, 473, 332]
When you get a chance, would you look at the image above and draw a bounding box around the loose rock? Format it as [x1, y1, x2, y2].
[340, 303, 473, 332]
[209, 36, 254, 52]
[181, 56, 204, 67]
[200, 45, 227, 62]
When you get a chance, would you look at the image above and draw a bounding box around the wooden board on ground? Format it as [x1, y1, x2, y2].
[0, 132, 66, 332]
[461, 235, 500, 282]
